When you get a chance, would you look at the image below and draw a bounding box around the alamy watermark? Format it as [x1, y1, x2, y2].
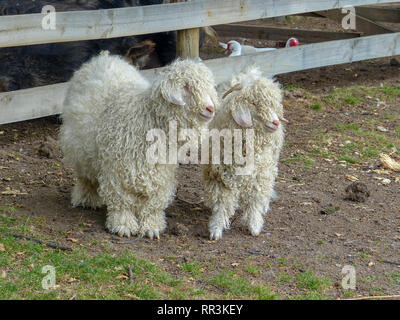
[341, 265, 356, 290]
[41, 5, 56, 30]
[146, 121, 255, 175]
[341, 5, 356, 30]
[41, 265, 56, 290]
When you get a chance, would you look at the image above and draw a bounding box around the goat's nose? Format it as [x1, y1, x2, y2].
[206, 106, 214, 114]
[272, 120, 280, 127]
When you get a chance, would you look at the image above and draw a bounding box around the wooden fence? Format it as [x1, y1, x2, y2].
[0, 0, 400, 125]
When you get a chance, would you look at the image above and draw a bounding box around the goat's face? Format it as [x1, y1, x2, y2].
[156, 59, 218, 127]
[224, 78, 286, 133]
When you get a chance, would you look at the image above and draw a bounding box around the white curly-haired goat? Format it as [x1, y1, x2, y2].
[60, 52, 218, 238]
[203, 67, 286, 240]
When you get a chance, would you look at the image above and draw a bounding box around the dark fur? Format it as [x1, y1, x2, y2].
[0, 0, 175, 91]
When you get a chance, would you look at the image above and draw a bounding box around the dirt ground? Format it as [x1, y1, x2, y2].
[1, 17, 400, 299]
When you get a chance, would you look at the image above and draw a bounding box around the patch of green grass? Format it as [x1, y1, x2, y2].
[282, 156, 314, 166]
[362, 275, 377, 283]
[344, 96, 362, 106]
[292, 291, 330, 300]
[323, 86, 365, 107]
[307, 152, 319, 158]
[0, 206, 17, 215]
[0, 214, 190, 300]
[361, 149, 379, 158]
[279, 271, 292, 284]
[335, 123, 361, 132]
[211, 272, 252, 297]
[283, 84, 300, 90]
[338, 156, 360, 164]
[181, 262, 203, 277]
[0, 242, 182, 299]
[210, 271, 277, 300]
[277, 257, 288, 267]
[190, 289, 206, 297]
[357, 252, 368, 259]
[383, 114, 397, 120]
[322, 85, 400, 111]
[296, 270, 331, 292]
[370, 286, 386, 295]
[168, 288, 187, 300]
[166, 255, 177, 261]
[391, 273, 400, 285]
[245, 265, 261, 276]
[309, 103, 322, 111]
[0, 215, 18, 234]
[380, 85, 400, 98]
[333, 120, 399, 162]
[396, 126, 400, 138]
[253, 285, 279, 300]
[341, 290, 355, 298]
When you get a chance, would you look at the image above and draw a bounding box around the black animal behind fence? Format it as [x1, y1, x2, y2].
[0, 0, 177, 91]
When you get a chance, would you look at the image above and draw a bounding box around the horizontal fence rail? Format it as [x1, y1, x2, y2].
[214, 24, 362, 43]
[1, 32, 399, 125]
[0, 0, 399, 48]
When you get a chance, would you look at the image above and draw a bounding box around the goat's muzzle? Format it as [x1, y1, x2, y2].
[199, 105, 215, 121]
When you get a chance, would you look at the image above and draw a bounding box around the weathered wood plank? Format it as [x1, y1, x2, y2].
[317, 9, 397, 35]
[0, 83, 68, 125]
[0, 0, 399, 48]
[214, 24, 361, 43]
[1, 32, 400, 125]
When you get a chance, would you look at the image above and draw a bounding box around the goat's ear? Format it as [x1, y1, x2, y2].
[232, 106, 253, 127]
[125, 40, 155, 68]
[162, 83, 189, 106]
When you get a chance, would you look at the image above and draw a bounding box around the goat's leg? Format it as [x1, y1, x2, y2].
[242, 200, 265, 236]
[98, 171, 140, 237]
[206, 184, 239, 240]
[105, 205, 140, 238]
[71, 177, 103, 209]
[241, 186, 274, 236]
[139, 209, 167, 240]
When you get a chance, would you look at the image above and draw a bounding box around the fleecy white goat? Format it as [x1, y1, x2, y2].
[203, 67, 286, 240]
[60, 52, 218, 238]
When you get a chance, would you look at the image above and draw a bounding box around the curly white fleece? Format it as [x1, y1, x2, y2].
[203, 66, 285, 239]
[60, 52, 218, 238]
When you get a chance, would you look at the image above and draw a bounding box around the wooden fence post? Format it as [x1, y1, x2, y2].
[171, 0, 200, 59]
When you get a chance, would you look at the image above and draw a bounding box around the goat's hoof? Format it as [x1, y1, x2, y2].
[209, 229, 223, 240]
[146, 230, 160, 240]
[249, 225, 263, 237]
[118, 231, 128, 238]
[107, 224, 134, 238]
